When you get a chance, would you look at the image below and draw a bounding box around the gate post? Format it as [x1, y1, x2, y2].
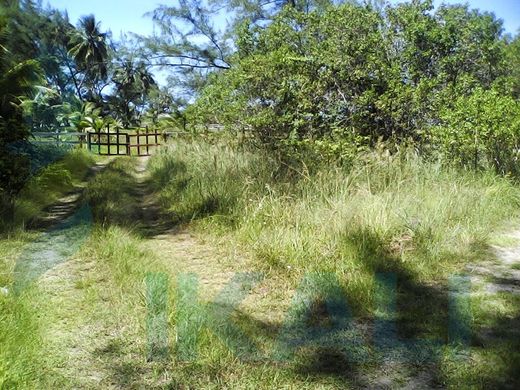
[116, 127, 120, 155]
[137, 128, 141, 156]
[146, 126, 150, 156]
[107, 124, 111, 155]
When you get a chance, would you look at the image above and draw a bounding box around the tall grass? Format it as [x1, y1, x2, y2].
[147, 139, 520, 386]
[149, 140, 520, 313]
[12, 148, 95, 228]
[0, 148, 95, 388]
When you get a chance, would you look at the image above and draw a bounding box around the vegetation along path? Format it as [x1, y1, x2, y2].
[2, 0, 520, 388]
[3, 153, 520, 389]
[8, 157, 273, 388]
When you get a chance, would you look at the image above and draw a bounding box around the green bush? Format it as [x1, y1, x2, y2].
[188, 1, 514, 160]
[431, 88, 520, 174]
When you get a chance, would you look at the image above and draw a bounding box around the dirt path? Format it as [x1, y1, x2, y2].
[135, 157, 250, 300]
[26, 159, 122, 388]
[11, 156, 235, 388]
[467, 230, 520, 295]
[33, 157, 256, 388]
[29, 161, 109, 230]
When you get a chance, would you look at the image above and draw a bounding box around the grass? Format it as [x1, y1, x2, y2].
[443, 292, 520, 389]
[0, 147, 96, 388]
[149, 140, 520, 309]
[0, 155, 150, 388]
[50, 155, 346, 388]
[0, 234, 48, 389]
[147, 138, 520, 387]
[84, 157, 140, 225]
[12, 148, 95, 228]
[3, 139, 520, 388]
[47, 155, 367, 388]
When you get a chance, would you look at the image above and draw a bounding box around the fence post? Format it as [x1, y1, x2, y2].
[107, 124, 111, 155]
[97, 129, 101, 154]
[146, 126, 150, 156]
[116, 127, 120, 155]
[137, 128, 140, 156]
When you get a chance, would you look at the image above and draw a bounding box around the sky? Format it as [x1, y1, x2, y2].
[46, 0, 520, 37]
[45, 0, 161, 38]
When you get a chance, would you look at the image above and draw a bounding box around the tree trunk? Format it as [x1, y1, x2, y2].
[0, 193, 15, 226]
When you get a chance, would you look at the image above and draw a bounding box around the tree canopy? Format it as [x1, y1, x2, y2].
[181, 0, 520, 168]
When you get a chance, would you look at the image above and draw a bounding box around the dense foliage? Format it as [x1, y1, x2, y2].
[0, 0, 167, 219]
[0, 0, 42, 218]
[183, 1, 520, 170]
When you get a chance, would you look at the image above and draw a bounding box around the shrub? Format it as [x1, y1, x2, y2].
[431, 88, 520, 174]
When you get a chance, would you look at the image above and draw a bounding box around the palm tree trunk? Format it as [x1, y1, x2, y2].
[65, 58, 83, 102]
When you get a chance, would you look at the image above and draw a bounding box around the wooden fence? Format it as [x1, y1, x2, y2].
[31, 131, 87, 147]
[30, 125, 235, 156]
[86, 129, 168, 156]
[31, 129, 183, 156]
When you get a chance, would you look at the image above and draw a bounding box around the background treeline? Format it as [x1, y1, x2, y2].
[187, 1, 520, 172]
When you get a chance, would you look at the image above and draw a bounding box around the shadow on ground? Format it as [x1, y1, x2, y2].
[81, 157, 520, 388]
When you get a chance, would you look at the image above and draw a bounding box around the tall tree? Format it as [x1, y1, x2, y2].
[0, 0, 42, 220]
[108, 58, 157, 127]
[68, 15, 110, 101]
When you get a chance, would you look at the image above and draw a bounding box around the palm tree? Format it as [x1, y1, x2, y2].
[0, 3, 42, 220]
[111, 59, 156, 126]
[68, 15, 109, 99]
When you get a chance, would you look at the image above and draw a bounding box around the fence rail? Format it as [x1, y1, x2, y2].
[30, 128, 226, 154]
[31, 132, 87, 147]
[86, 129, 173, 156]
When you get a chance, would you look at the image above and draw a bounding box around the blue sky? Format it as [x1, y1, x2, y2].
[46, 0, 520, 37]
[45, 0, 161, 38]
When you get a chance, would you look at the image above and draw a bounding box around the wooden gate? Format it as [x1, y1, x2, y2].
[87, 130, 129, 156]
[128, 129, 162, 157]
[87, 128, 164, 157]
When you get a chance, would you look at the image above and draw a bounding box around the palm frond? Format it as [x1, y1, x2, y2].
[0, 59, 42, 97]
